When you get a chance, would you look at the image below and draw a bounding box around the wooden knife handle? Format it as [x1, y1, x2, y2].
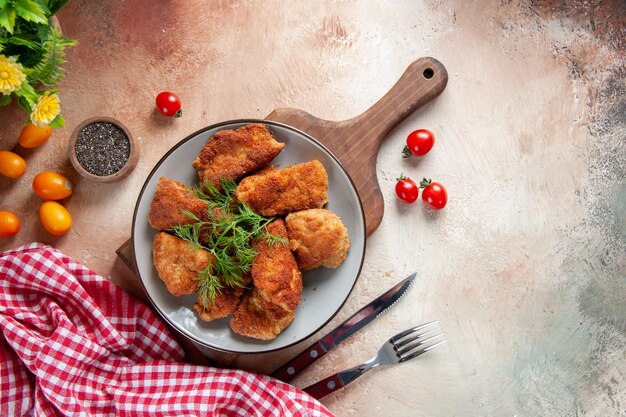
[303, 373, 345, 399]
[270, 340, 331, 382]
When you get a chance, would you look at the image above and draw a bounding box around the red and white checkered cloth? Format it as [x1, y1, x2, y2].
[0, 243, 334, 417]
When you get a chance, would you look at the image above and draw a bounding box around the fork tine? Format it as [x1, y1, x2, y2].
[399, 338, 447, 362]
[389, 321, 438, 343]
[395, 332, 445, 357]
[393, 327, 440, 350]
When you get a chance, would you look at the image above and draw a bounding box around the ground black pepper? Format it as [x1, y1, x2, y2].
[75, 121, 130, 176]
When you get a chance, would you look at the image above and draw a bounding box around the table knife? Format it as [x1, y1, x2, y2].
[271, 272, 416, 382]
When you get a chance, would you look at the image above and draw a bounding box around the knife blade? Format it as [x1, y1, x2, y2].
[270, 272, 416, 382]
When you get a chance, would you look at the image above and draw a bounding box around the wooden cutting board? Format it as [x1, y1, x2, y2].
[116, 57, 448, 271]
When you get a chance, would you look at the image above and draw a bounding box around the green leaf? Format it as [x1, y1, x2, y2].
[0, 0, 11, 9]
[47, 113, 63, 128]
[13, 0, 48, 25]
[17, 95, 31, 111]
[14, 81, 38, 106]
[32, 0, 51, 14]
[0, 94, 13, 106]
[46, 0, 69, 15]
[38, 87, 57, 94]
[7, 35, 37, 48]
[0, 8, 16, 33]
[28, 26, 76, 85]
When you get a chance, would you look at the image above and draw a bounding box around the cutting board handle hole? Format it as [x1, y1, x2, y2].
[423, 68, 434, 79]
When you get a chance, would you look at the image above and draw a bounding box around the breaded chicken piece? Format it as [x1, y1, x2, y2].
[149, 177, 208, 230]
[285, 209, 350, 270]
[252, 219, 302, 311]
[193, 284, 246, 322]
[230, 289, 296, 340]
[192, 123, 284, 189]
[152, 232, 214, 296]
[250, 165, 278, 177]
[235, 160, 329, 216]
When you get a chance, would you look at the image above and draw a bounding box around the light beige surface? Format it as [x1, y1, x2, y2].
[0, 1, 624, 416]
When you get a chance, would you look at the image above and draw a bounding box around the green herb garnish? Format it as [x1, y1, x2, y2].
[189, 178, 237, 211]
[0, 1, 77, 127]
[172, 178, 286, 308]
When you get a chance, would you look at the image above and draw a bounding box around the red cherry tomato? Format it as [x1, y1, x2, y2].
[403, 129, 435, 157]
[395, 174, 418, 203]
[156, 92, 182, 117]
[420, 178, 447, 209]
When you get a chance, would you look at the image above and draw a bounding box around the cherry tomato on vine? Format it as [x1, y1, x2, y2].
[395, 174, 419, 203]
[420, 178, 447, 210]
[156, 92, 182, 117]
[402, 129, 435, 158]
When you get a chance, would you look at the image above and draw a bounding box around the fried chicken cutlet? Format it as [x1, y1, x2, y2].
[230, 220, 302, 339]
[193, 284, 246, 322]
[149, 177, 209, 230]
[235, 160, 328, 216]
[192, 123, 284, 189]
[252, 219, 302, 312]
[230, 289, 296, 340]
[152, 232, 213, 296]
[286, 208, 350, 270]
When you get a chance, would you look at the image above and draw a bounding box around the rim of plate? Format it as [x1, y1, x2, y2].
[131, 118, 366, 354]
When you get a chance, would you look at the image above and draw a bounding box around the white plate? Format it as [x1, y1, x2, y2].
[132, 119, 366, 354]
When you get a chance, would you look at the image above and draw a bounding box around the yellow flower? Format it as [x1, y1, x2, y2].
[30, 91, 61, 127]
[0, 55, 26, 95]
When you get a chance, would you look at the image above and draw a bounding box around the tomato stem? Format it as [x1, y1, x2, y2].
[419, 178, 432, 188]
[402, 145, 412, 158]
[396, 173, 406, 182]
[175, 109, 183, 118]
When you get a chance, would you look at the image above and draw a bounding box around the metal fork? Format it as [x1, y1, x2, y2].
[303, 321, 446, 399]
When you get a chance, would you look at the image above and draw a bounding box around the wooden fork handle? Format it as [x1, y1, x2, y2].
[303, 363, 370, 399]
[303, 373, 346, 399]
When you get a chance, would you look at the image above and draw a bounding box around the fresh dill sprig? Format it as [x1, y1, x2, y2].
[196, 265, 222, 307]
[173, 178, 284, 308]
[220, 178, 238, 200]
[190, 179, 237, 211]
[265, 231, 288, 247]
[235, 203, 287, 246]
[170, 212, 204, 250]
